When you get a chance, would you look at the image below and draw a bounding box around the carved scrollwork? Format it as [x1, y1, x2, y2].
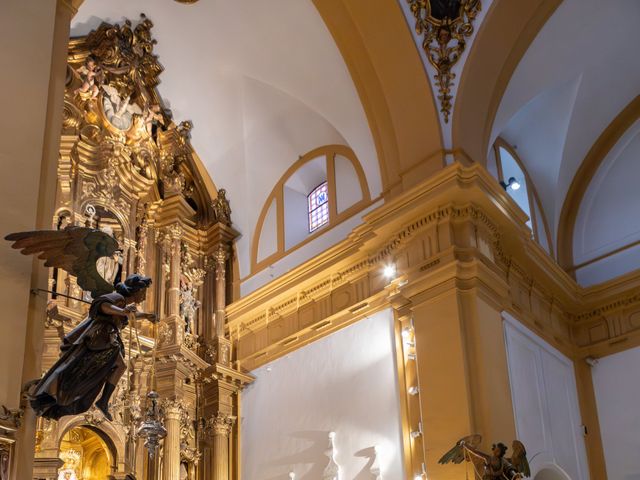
[406, 0, 481, 122]
[0, 405, 23, 428]
[204, 412, 235, 438]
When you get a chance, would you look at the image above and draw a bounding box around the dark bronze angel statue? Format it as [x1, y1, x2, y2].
[439, 434, 531, 480]
[6, 226, 157, 421]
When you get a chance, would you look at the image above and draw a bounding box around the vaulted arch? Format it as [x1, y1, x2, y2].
[452, 0, 562, 163]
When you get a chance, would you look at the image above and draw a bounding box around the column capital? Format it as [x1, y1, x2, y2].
[205, 412, 236, 438]
[161, 398, 186, 419]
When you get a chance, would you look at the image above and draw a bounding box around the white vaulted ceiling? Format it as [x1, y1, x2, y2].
[491, 0, 640, 285]
[72, 0, 381, 280]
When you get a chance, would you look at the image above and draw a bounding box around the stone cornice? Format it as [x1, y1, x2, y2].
[227, 163, 640, 367]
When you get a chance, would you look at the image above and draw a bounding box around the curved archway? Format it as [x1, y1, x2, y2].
[313, 0, 444, 195]
[452, 0, 562, 164]
[56, 423, 119, 480]
[251, 144, 371, 274]
[557, 95, 640, 271]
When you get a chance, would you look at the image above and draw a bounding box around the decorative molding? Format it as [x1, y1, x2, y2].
[406, 0, 482, 123]
[229, 163, 640, 371]
[204, 412, 235, 438]
[0, 406, 23, 429]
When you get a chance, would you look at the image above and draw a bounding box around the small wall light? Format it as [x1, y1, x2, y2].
[500, 177, 521, 191]
[408, 386, 420, 396]
[410, 421, 423, 439]
[383, 264, 396, 279]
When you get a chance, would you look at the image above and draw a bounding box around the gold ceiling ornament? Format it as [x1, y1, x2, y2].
[406, 0, 481, 123]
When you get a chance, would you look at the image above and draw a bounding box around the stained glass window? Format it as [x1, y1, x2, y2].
[308, 182, 329, 232]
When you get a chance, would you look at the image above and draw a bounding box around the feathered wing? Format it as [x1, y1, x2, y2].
[5, 226, 118, 298]
[439, 434, 484, 464]
[509, 440, 531, 478]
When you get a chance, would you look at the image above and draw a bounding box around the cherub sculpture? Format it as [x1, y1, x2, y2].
[74, 55, 103, 99]
[439, 434, 530, 479]
[5, 227, 157, 421]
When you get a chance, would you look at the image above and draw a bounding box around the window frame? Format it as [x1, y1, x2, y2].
[307, 181, 330, 233]
[493, 138, 554, 256]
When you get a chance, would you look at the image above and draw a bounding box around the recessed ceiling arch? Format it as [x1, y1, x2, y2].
[452, 0, 562, 163]
[557, 95, 640, 272]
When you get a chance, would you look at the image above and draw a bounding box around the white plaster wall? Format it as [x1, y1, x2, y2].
[504, 315, 589, 479]
[335, 155, 362, 214]
[241, 309, 404, 479]
[591, 346, 640, 480]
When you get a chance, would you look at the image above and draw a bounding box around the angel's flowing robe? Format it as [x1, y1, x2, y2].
[29, 292, 126, 420]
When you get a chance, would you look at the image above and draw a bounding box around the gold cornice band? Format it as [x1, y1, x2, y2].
[228, 163, 640, 372]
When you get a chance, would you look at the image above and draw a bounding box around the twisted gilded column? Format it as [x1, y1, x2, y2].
[162, 400, 183, 480]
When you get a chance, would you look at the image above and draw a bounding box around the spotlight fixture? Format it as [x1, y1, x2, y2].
[401, 326, 413, 339]
[500, 176, 521, 191]
[410, 421, 423, 439]
[408, 386, 420, 396]
[383, 264, 396, 279]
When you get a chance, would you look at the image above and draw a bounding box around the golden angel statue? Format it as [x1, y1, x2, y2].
[439, 434, 531, 479]
[5, 227, 156, 421]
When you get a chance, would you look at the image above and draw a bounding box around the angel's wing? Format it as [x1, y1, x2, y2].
[128, 103, 143, 116]
[438, 434, 484, 464]
[509, 440, 531, 478]
[5, 226, 118, 298]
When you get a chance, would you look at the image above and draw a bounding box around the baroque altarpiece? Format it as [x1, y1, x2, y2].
[31, 15, 253, 480]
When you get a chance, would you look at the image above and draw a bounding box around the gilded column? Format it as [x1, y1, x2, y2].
[167, 224, 183, 318]
[162, 400, 183, 480]
[210, 412, 235, 480]
[214, 245, 228, 338]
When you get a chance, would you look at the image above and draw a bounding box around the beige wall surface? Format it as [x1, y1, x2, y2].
[0, 0, 58, 409]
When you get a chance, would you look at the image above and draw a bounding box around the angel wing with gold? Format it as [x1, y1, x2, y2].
[6, 226, 156, 421]
[439, 434, 531, 480]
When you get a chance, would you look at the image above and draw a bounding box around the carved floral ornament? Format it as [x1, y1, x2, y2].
[406, 0, 481, 122]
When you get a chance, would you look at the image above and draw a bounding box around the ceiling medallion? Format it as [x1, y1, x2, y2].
[174, 0, 199, 3]
[407, 0, 481, 123]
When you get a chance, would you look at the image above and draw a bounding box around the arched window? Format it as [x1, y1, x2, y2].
[252, 145, 371, 274]
[492, 138, 553, 255]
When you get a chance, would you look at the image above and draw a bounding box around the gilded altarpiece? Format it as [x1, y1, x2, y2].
[34, 15, 251, 480]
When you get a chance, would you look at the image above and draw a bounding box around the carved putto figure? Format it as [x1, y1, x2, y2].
[439, 434, 530, 479]
[74, 55, 102, 99]
[212, 188, 232, 226]
[5, 227, 157, 421]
